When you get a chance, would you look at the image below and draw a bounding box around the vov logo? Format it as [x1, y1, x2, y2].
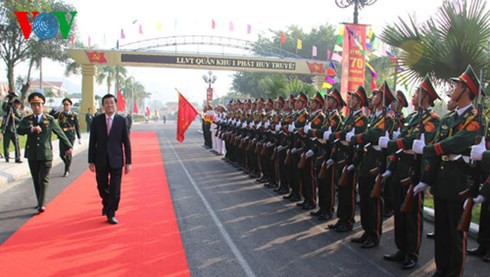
[14, 11, 77, 40]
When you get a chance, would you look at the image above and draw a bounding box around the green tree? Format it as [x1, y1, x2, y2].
[96, 65, 127, 94]
[380, 0, 490, 87]
[0, 0, 78, 102]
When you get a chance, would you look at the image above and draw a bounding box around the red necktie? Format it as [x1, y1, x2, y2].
[106, 117, 112, 135]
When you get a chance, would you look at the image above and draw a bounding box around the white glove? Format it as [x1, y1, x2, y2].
[412, 133, 426, 154]
[241, 122, 246, 128]
[378, 131, 390, 149]
[474, 195, 486, 205]
[381, 170, 392, 179]
[264, 120, 270, 129]
[413, 182, 428, 195]
[326, 158, 334, 169]
[277, 145, 285, 151]
[346, 127, 355, 142]
[275, 124, 280, 132]
[236, 121, 240, 127]
[470, 137, 486, 161]
[393, 127, 401, 140]
[347, 164, 355, 171]
[304, 123, 311, 134]
[266, 142, 273, 148]
[305, 149, 314, 158]
[288, 124, 294, 133]
[257, 122, 262, 128]
[78, 139, 82, 145]
[291, 148, 298, 154]
[323, 127, 332, 140]
[250, 121, 255, 127]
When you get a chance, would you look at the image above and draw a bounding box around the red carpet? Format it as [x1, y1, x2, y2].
[0, 132, 190, 277]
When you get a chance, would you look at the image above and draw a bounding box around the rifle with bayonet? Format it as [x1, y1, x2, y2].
[401, 89, 424, 212]
[458, 69, 485, 232]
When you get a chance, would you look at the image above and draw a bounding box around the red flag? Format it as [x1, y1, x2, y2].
[211, 19, 216, 29]
[70, 34, 75, 45]
[117, 91, 126, 111]
[85, 51, 107, 64]
[280, 32, 286, 44]
[177, 92, 199, 143]
[121, 28, 125, 39]
[139, 24, 143, 34]
[371, 78, 377, 91]
[133, 101, 138, 113]
[306, 62, 325, 74]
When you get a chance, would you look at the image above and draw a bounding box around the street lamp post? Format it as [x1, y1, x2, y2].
[202, 71, 217, 104]
[335, 0, 378, 24]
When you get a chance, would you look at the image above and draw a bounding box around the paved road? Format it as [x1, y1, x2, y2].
[0, 120, 488, 276]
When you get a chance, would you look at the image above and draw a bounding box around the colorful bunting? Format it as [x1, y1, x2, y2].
[280, 33, 286, 44]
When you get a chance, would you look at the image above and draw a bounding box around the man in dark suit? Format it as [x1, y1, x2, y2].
[17, 91, 73, 213]
[88, 94, 132, 225]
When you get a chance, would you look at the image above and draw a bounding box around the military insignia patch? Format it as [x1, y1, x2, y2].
[465, 121, 480, 132]
[424, 122, 435, 133]
[330, 119, 336, 126]
[314, 118, 321, 126]
[299, 117, 306, 123]
[356, 121, 364, 127]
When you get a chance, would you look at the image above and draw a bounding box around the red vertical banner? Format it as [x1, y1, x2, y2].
[340, 24, 367, 101]
[206, 87, 213, 104]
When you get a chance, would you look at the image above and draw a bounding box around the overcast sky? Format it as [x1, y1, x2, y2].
[1, 0, 445, 107]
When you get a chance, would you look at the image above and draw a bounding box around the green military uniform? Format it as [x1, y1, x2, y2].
[349, 82, 396, 248]
[54, 100, 81, 176]
[2, 99, 22, 162]
[17, 92, 73, 212]
[310, 104, 343, 218]
[299, 92, 325, 210]
[278, 97, 295, 195]
[328, 86, 369, 232]
[420, 65, 484, 276]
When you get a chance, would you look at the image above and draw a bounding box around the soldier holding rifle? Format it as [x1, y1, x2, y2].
[379, 75, 441, 269]
[309, 88, 345, 220]
[412, 65, 484, 277]
[348, 81, 396, 249]
[327, 86, 369, 233]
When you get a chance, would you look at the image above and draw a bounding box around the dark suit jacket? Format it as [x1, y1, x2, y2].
[88, 113, 131, 168]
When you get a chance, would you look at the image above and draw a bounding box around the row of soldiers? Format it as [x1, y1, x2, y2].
[212, 64, 490, 276]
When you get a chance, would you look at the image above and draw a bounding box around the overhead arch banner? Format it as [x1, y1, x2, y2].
[340, 24, 367, 100]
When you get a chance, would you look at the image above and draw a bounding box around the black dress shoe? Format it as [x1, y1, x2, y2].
[383, 251, 405, 262]
[277, 189, 289, 195]
[63, 171, 70, 177]
[5, 158, 9, 163]
[289, 196, 302, 202]
[302, 203, 316, 210]
[401, 256, 417, 269]
[467, 247, 486, 256]
[273, 186, 282, 192]
[334, 224, 353, 233]
[483, 253, 490, 263]
[351, 234, 367, 244]
[38, 206, 46, 213]
[360, 239, 378, 249]
[296, 201, 306, 207]
[426, 232, 435, 239]
[107, 216, 119, 224]
[310, 210, 323, 216]
[318, 213, 333, 221]
[15, 160, 23, 163]
[283, 194, 293, 200]
[328, 221, 341, 229]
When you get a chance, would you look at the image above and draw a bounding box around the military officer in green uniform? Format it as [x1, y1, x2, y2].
[467, 111, 490, 262]
[328, 86, 369, 233]
[2, 97, 23, 163]
[299, 92, 325, 210]
[348, 81, 396, 248]
[412, 65, 485, 277]
[379, 75, 441, 269]
[17, 92, 73, 213]
[53, 98, 81, 177]
[309, 88, 344, 220]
